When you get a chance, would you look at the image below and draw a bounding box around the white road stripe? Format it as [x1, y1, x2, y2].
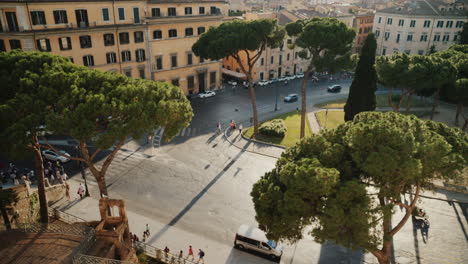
[191, 128, 196, 136]
[181, 128, 187, 137]
[186, 128, 191, 136]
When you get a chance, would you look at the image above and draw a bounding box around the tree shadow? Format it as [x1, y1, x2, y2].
[318, 241, 364, 264]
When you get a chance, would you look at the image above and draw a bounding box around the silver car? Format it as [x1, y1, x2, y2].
[42, 149, 71, 163]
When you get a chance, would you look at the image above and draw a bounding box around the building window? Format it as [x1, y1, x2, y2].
[156, 56, 163, 70]
[404, 50, 410, 54]
[136, 49, 146, 62]
[139, 68, 145, 79]
[420, 34, 428, 42]
[423, 20, 431, 28]
[58, 37, 72, 50]
[200, 57, 204, 63]
[53, 10, 68, 24]
[169, 29, 177, 38]
[171, 79, 179, 86]
[197, 27, 205, 35]
[168, 7, 176, 16]
[398, 19, 404, 26]
[279, 55, 282, 65]
[31, 11, 46, 25]
[187, 76, 194, 90]
[378, 17, 381, 23]
[375, 30, 380, 37]
[456, 21, 464, 28]
[384, 32, 390, 41]
[106, 52, 117, 64]
[287, 53, 290, 61]
[407, 34, 413, 41]
[121, 50, 131, 62]
[210, 6, 218, 14]
[396, 33, 400, 43]
[124, 70, 131, 77]
[185, 7, 192, 15]
[36, 38, 51, 52]
[386, 18, 392, 25]
[442, 34, 450, 41]
[118, 8, 125, 20]
[436, 21, 444, 28]
[153, 30, 162, 39]
[446, 21, 453, 28]
[418, 50, 424, 55]
[410, 20, 416, 27]
[260, 58, 264, 66]
[171, 55, 177, 67]
[75, 9, 89, 27]
[104, 33, 115, 46]
[102, 8, 110, 21]
[295, 53, 298, 59]
[454, 34, 459, 42]
[382, 47, 386, 55]
[270, 56, 274, 64]
[6, 12, 19, 32]
[9, 39, 21, 50]
[260, 72, 264, 80]
[185, 28, 193, 36]
[79, 35, 92, 48]
[133, 7, 140, 23]
[152, 8, 161, 17]
[210, 71, 216, 85]
[134, 31, 144, 43]
[83, 55, 94, 66]
[119, 32, 130, 44]
[199, 7, 205, 14]
[187, 53, 193, 65]
[433, 34, 441, 41]
[0, 40, 5, 52]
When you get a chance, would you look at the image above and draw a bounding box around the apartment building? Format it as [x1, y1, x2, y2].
[222, 12, 310, 83]
[353, 13, 374, 53]
[0, 0, 228, 95]
[373, 0, 467, 56]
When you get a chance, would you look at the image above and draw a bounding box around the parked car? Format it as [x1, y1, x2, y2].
[327, 84, 342, 93]
[258, 80, 270, 86]
[284, 94, 298, 102]
[296, 73, 304, 78]
[234, 225, 283, 261]
[227, 80, 238, 86]
[198, 91, 216, 98]
[42, 149, 71, 163]
[278, 76, 288, 82]
[285, 75, 296, 81]
[270, 78, 279, 83]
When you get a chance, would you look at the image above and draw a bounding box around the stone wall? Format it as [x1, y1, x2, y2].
[0, 183, 66, 226]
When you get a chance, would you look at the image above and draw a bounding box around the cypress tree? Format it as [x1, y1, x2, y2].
[344, 33, 377, 121]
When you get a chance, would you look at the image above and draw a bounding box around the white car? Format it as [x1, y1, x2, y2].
[227, 80, 238, 86]
[42, 149, 71, 163]
[296, 73, 304, 78]
[258, 80, 270, 86]
[285, 75, 296, 81]
[198, 91, 216, 98]
[278, 76, 288, 82]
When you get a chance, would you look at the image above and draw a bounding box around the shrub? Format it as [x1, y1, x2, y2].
[259, 119, 287, 137]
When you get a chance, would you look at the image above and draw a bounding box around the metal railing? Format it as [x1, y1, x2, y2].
[48, 207, 87, 224]
[16, 222, 92, 237]
[73, 253, 134, 264]
[134, 241, 198, 264]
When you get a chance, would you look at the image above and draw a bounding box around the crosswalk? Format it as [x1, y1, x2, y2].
[174, 127, 198, 137]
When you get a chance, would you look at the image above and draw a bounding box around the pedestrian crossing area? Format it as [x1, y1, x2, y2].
[174, 127, 198, 137]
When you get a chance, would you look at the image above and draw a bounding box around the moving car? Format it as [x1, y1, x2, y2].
[227, 80, 238, 86]
[327, 84, 342, 93]
[258, 80, 270, 86]
[234, 225, 283, 261]
[42, 149, 71, 163]
[198, 91, 216, 98]
[284, 94, 298, 102]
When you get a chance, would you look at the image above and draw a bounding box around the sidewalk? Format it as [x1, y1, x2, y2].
[224, 128, 285, 159]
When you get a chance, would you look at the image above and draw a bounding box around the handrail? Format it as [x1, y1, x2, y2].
[48, 207, 87, 223]
[134, 241, 198, 264]
[73, 253, 134, 264]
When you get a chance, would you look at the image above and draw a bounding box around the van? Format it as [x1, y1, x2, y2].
[234, 225, 283, 261]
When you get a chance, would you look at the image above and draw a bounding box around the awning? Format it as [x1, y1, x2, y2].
[222, 68, 246, 79]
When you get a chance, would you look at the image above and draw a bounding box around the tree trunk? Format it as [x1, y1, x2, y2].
[463, 118, 468, 131]
[405, 92, 413, 114]
[248, 75, 259, 138]
[430, 89, 440, 120]
[96, 173, 108, 197]
[300, 70, 311, 139]
[31, 137, 48, 223]
[455, 103, 462, 126]
[0, 204, 11, 230]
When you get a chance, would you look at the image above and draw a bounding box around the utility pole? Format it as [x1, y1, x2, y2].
[275, 82, 279, 111]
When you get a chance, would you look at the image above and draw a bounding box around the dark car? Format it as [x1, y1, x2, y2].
[284, 94, 298, 102]
[327, 85, 342, 93]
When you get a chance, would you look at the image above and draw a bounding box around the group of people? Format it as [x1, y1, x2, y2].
[44, 160, 68, 186]
[0, 162, 35, 186]
[164, 245, 205, 263]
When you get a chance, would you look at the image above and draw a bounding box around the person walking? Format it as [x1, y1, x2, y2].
[77, 183, 85, 199]
[238, 123, 243, 134]
[197, 249, 205, 263]
[217, 122, 222, 134]
[65, 183, 71, 201]
[145, 224, 150, 236]
[188, 245, 194, 260]
[178, 250, 183, 259]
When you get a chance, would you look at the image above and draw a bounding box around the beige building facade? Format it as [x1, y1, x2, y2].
[0, 0, 228, 95]
[373, 0, 467, 56]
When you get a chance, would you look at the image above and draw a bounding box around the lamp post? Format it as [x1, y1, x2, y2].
[274, 82, 279, 111]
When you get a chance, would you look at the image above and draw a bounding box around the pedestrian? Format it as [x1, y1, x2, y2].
[188, 245, 194, 260]
[164, 246, 170, 259]
[178, 250, 183, 259]
[238, 123, 243, 134]
[230, 120, 236, 130]
[198, 249, 205, 263]
[217, 122, 222, 133]
[65, 183, 70, 201]
[133, 234, 139, 242]
[77, 183, 85, 199]
[142, 231, 146, 242]
[62, 172, 68, 182]
[146, 224, 150, 236]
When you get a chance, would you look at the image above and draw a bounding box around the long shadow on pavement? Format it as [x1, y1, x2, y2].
[148, 140, 252, 244]
[317, 241, 364, 264]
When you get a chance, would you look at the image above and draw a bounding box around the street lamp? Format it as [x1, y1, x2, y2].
[274, 82, 279, 111]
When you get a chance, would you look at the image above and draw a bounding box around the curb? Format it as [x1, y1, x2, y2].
[223, 127, 283, 159]
[240, 131, 287, 150]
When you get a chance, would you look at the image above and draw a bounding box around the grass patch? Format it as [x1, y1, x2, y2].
[315, 94, 432, 109]
[315, 111, 345, 130]
[243, 111, 312, 147]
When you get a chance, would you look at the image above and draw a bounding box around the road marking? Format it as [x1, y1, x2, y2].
[186, 128, 191, 136]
